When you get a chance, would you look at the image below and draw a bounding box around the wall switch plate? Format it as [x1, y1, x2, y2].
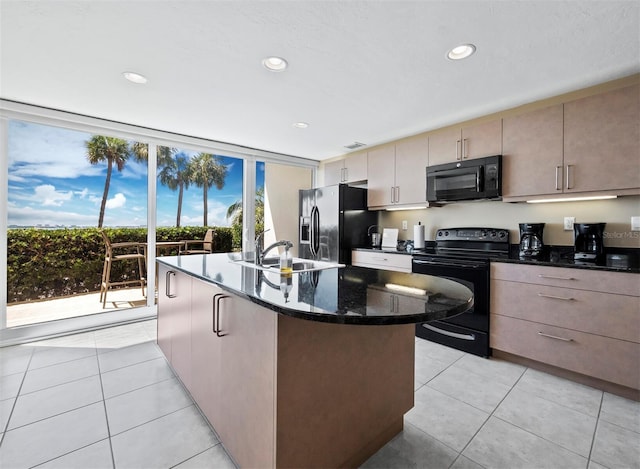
[632, 216, 640, 231]
[402, 220, 408, 230]
[564, 217, 575, 231]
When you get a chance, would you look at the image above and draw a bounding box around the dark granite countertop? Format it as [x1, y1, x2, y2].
[157, 253, 473, 325]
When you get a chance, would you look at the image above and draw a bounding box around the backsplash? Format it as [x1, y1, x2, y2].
[379, 195, 640, 248]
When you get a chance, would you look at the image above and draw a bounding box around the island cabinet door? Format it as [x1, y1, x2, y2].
[157, 264, 192, 390]
[217, 292, 277, 469]
[189, 278, 224, 426]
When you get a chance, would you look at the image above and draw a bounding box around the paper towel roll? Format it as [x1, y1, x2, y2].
[414, 224, 425, 249]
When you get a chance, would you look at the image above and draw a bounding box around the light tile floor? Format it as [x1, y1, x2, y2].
[0, 320, 638, 469]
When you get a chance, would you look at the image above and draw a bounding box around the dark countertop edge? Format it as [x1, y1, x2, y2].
[156, 258, 474, 326]
[354, 246, 640, 273]
[490, 257, 640, 274]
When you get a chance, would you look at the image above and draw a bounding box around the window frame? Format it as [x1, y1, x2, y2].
[0, 100, 318, 346]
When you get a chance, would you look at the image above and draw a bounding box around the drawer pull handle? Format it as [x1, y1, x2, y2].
[537, 293, 575, 301]
[538, 274, 575, 281]
[538, 331, 574, 342]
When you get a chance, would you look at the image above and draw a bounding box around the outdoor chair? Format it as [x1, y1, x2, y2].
[99, 230, 146, 308]
[180, 229, 214, 254]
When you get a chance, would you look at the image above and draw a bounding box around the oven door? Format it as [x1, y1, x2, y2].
[412, 255, 490, 356]
[427, 166, 483, 202]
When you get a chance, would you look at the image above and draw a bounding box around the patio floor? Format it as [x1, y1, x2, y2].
[6, 288, 149, 327]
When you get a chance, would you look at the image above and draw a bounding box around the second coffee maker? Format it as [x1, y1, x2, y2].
[519, 223, 545, 259]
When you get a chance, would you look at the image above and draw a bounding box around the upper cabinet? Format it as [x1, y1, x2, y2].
[367, 135, 428, 209]
[502, 104, 564, 198]
[503, 83, 640, 200]
[324, 151, 367, 185]
[428, 119, 502, 166]
[563, 84, 640, 193]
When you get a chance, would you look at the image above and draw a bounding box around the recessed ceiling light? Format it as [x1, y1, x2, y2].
[262, 56, 288, 72]
[122, 71, 148, 84]
[447, 44, 476, 60]
[293, 122, 309, 128]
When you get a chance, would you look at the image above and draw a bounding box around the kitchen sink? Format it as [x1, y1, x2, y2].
[229, 254, 343, 272]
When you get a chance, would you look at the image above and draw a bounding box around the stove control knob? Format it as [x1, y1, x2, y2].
[489, 231, 496, 237]
[444, 231, 449, 237]
[498, 231, 507, 238]
[437, 231, 443, 237]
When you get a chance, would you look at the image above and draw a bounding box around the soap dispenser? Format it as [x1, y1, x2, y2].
[280, 245, 293, 274]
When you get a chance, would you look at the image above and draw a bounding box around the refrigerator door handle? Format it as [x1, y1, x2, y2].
[310, 205, 320, 258]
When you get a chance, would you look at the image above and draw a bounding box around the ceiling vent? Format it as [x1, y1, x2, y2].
[344, 142, 366, 150]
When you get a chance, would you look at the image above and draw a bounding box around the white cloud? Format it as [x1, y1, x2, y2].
[33, 184, 73, 207]
[105, 193, 126, 209]
[76, 188, 90, 198]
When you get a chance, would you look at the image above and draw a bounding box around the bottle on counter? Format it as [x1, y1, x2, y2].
[280, 245, 293, 274]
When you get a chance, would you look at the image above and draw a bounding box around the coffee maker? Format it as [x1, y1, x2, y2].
[574, 223, 606, 263]
[519, 223, 545, 259]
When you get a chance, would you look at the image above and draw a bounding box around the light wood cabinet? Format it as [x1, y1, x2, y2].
[503, 84, 640, 199]
[351, 250, 412, 273]
[324, 151, 367, 185]
[502, 104, 564, 198]
[367, 135, 428, 208]
[428, 119, 502, 166]
[564, 84, 640, 193]
[490, 262, 640, 390]
[157, 264, 192, 389]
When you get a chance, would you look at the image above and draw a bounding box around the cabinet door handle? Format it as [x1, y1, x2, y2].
[389, 295, 395, 313]
[538, 331, 574, 342]
[537, 293, 575, 301]
[390, 187, 395, 204]
[456, 140, 462, 161]
[538, 274, 575, 281]
[212, 293, 224, 333]
[555, 166, 562, 191]
[395, 186, 400, 203]
[566, 164, 573, 189]
[214, 294, 230, 337]
[462, 138, 468, 159]
[344, 167, 348, 182]
[165, 271, 176, 298]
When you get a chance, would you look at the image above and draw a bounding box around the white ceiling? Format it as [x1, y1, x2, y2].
[1, 1, 638, 161]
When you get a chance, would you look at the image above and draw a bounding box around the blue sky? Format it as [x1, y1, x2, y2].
[7, 120, 264, 228]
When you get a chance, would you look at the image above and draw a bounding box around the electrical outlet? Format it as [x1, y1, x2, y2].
[564, 217, 575, 231]
[402, 220, 408, 230]
[632, 216, 640, 231]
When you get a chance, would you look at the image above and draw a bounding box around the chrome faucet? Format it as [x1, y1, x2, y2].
[258, 240, 293, 266]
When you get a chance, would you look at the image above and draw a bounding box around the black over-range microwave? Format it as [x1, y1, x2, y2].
[426, 155, 502, 203]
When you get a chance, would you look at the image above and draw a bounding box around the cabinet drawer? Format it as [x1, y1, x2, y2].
[491, 280, 640, 343]
[491, 314, 640, 389]
[351, 250, 412, 273]
[491, 262, 640, 296]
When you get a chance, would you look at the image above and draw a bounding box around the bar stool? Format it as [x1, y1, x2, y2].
[99, 230, 146, 308]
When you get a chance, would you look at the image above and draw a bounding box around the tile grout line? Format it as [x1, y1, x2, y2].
[95, 334, 118, 469]
[0, 347, 35, 448]
[586, 392, 605, 467]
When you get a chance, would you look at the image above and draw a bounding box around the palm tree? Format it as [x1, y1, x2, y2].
[130, 142, 175, 167]
[190, 153, 228, 226]
[227, 187, 264, 249]
[85, 135, 130, 228]
[159, 153, 192, 227]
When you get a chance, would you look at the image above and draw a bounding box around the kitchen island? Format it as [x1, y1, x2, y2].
[156, 253, 472, 468]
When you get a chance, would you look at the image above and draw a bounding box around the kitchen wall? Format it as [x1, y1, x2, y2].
[379, 196, 640, 248]
[264, 163, 313, 256]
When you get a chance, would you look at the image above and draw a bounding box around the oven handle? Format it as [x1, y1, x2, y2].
[413, 259, 486, 269]
[422, 324, 476, 341]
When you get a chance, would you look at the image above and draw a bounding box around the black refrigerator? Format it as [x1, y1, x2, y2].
[299, 184, 377, 264]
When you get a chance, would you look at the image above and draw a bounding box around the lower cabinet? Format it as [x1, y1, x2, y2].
[490, 262, 640, 390]
[157, 264, 277, 468]
[351, 250, 412, 273]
